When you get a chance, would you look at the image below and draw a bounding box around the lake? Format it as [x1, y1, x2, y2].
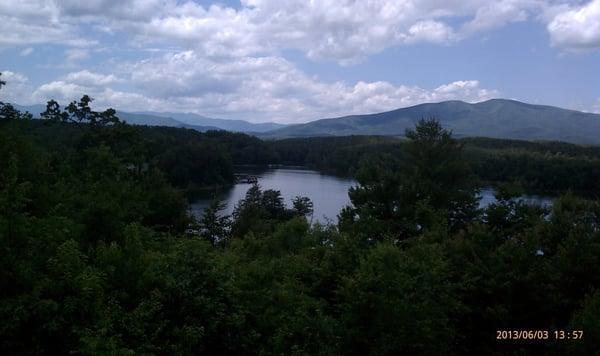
[190, 167, 354, 223]
[190, 167, 552, 223]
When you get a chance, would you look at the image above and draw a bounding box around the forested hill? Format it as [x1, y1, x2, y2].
[262, 99, 600, 144]
[17, 100, 600, 143]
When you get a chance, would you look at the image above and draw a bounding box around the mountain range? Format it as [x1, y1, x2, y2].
[133, 111, 286, 133]
[11, 104, 285, 133]
[262, 99, 600, 144]
[11, 99, 600, 144]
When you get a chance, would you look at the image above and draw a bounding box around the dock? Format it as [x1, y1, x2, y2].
[235, 174, 258, 184]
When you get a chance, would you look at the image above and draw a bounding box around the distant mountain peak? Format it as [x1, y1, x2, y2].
[261, 99, 600, 144]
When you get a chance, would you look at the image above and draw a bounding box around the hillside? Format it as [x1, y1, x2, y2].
[263, 99, 600, 144]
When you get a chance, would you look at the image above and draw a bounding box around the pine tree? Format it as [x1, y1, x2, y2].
[346, 118, 479, 242]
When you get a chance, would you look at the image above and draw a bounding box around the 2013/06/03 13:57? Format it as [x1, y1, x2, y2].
[496, 330, 583, 340]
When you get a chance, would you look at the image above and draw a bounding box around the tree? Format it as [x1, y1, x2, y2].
[402, 118, 479, 229]
[567, 290, 600, 354]
[292, 196, 313, 219]
[0, 73, 33, 122]
[340, 242, 458, 355]
[261, 189, 285, 218]
[40, 100, 68, 123]
[345, 118, 479, 242]
[41, 95, 120, 127]
[0, 154, 31, 242]
[200, 197, 231, 246]
[231, 184, 266, 238]
[66, 95, 95, 124]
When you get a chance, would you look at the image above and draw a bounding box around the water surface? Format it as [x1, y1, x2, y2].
[190, 167, 355, 223]
[190, 167, 553, 223]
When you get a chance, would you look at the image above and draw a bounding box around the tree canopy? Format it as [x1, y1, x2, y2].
[1, 76, 599, 354]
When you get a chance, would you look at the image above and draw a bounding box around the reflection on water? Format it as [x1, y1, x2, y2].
[190, 167, 553, 224]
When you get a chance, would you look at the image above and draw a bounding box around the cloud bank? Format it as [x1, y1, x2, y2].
[1, 1, 598, 122]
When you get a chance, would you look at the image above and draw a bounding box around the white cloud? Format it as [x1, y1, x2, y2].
[0, 17, 76, 47]
[32, 80, 89, 103]
[63, 70, 121, 86]
[20, 47, 34, 56]
[0, 70, 34, 104]
[27, 49, 498, 123]
[0, 0, 87, 47]
[404, 20, 456, 44]
[433, 80, 497, 99]
[65, 48, 90, 62]
[31, 80, 140, 110]
[329, 80, 497, 116]
[129, 51, 240, 97]
[0, 0, 555, 63]
[593, 98, 600, 113]
[3, 0, 596, 63]
[9, 1, 588, 123]
[54, 0, 166, 20]
[461, 0, 535, 36]
[1, 70, 28, 85]
[548, 0, 600, 50]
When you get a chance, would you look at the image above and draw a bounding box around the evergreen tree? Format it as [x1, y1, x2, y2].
[292, 196, 314, 219]
[200, 197, 230, 246]
[345, 118, 479, 242]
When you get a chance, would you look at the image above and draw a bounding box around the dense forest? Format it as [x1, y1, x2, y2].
[269, 135, 600, 195]
[1, 74, 599, 354]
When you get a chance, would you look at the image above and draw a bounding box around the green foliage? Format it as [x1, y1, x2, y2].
[464, 141, 600, 193]
[269, 134, 600, 195]
[340, 241, 458, 355]
[268, 135, 401, 176]
[231, 185, 313, 239]
[343, 118, 478, 242]
[40, 96, 120, 127]
[292, 196, 314, 218]
[2, 83, 600, 354]
[222, 218, 341, 354]
[568, 290, 600, 354]
[200, 197, 231, 246]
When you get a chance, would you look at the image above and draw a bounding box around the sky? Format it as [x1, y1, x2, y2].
[1, 0, 600, 124]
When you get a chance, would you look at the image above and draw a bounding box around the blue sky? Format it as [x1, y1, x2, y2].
[1, 0, 599, 123]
